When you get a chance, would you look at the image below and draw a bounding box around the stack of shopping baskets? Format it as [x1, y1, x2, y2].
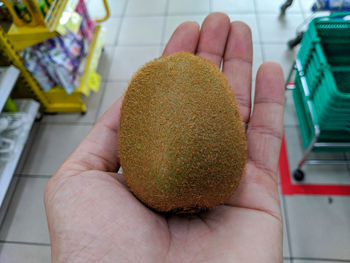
[291, 12, 350, 180]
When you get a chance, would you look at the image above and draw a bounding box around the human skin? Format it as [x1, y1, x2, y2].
[44, 13, 285, 263]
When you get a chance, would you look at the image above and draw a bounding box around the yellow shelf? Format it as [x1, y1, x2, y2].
[44, 25, 104, 113]
[6, 0, 80, 50]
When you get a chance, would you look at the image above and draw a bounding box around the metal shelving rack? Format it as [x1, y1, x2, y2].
[0, 0, 109, 208]
[0, 100, 39, 208]
[0, 66, 20, 112]
[5, 0, 81, 51]
[0, 0, 109, 113]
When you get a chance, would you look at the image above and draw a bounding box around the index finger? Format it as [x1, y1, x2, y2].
[163, 21, 200, 55]
[223, 21, 253, 124]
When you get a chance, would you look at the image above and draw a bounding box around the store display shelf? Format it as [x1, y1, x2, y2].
[6, 0, 80, 51]
[0, 66, 20, 112]
[45, 25, 104, 113]
[78, 24, 104, 95]
[0, 99, 39, 208]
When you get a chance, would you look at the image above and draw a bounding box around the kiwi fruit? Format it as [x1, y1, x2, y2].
[119, 52, 247, 214]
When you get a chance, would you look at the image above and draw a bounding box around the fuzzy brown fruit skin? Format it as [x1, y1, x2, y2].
[119, 52, 247, 213]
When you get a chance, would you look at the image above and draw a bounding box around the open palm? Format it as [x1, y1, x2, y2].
[45, 13, 285, 263]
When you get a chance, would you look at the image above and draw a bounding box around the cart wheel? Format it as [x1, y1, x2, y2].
[293, 169, 304, 181]
[81, 111, 87, 116]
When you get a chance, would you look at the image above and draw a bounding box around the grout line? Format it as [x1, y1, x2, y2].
[251, 11, 304, 15]
[284, 124, 300, 128]
[37, 121, 93, 127]
[121, 15, 168, 19]
[0, 240, 50, 247]
[110, 7, 127, 47]
[108, 43, 166, 47]
[94, 80, 109, 123]
[115, 0, 129, 47]
[292, 257, 350, 262]
[160, 0, 170, 48]
[107, 42, 286, 48]
[90, 81, 107, 122]
[344, 153, 350, 177]
[15, 174, 52, 179]
[105, 80, 129, 83]
[281, 195, 294, 259]
[118, 11, 306, 18]
[0, 179, 20, 232]
[101, 0, 129, 84]
[118, 41, 165, 47]
[252, 0, 265, 64]
[296, 0, 307, 19]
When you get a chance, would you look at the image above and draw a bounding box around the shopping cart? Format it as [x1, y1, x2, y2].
[285, 12, 350, 181]
[279, 0, 350, 48]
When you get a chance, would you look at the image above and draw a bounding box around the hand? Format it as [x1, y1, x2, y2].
[45, 13, 285, 263]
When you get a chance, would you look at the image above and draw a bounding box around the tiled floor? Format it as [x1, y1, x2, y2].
[1, 0, 350, 262]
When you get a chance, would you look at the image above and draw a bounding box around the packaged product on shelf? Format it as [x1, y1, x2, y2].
[24, 38, 78, 94]
[23, 48, 55, 92]
[75, 0, 95, 43]
[0, 112, 31, 161]
[60, 31, 86, 59]
[22, 0, 96, 94]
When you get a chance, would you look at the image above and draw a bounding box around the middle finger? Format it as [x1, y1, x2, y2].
[196, 13, 231, 67]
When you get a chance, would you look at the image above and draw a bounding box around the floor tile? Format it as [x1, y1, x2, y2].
[283, 259, 291, 263]
[163, 15, 206, 44]
[41, 83, 106, 125]
[168, 0, 210, 15]
[258, 14, 304, 43]
[284, 89, 299, 127]
[0, 177, 49, 243]
[262, 43, 298, 79]
[281, 196, 291, 258]
[285, 195, 350, 260]
[87, 0, 126, 18]
[97, 47, 115, 80]
[253, 44, 264, 79]
[97, 82, 127, 119]
[108, 46, 161, 81]
[228, 14, 260, 43]
[118, 17, 164, 45]
[212, 0, 255, 13]
[125, 0, 167, 16]
[102, 18, 122, 46]
[255, 0, 303, 13]
[0, 243, 51, 263]
[0, 175, 18, 225]
[284, 126, 350, 185]
[20, 124, 91, 176]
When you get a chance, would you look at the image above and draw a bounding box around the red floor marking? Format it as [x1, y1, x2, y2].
[279, 135, 350, 196]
